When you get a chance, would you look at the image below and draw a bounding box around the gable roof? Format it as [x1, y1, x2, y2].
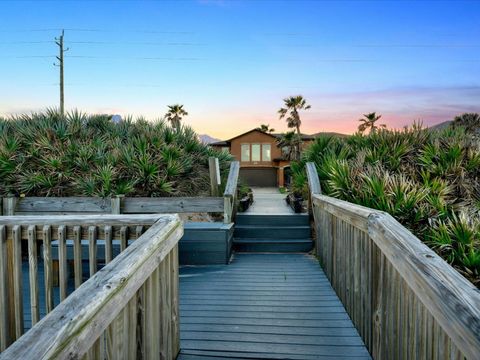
[210, 128, 317, 146]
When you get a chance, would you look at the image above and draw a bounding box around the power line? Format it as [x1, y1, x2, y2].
[66, 41, 205, 46]
[0, 28, 195, 34]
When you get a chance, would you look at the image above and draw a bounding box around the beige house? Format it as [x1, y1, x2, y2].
[210, 129, 315, 187]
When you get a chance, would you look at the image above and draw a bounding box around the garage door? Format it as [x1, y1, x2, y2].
[239, 168, 277, 187]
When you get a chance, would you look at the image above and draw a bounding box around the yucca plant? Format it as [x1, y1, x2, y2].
[297, 121, 480, 287]
[0, 109, 233, 198]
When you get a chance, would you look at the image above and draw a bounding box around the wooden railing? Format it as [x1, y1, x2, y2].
[306, 162, 480, 359]
[1, 196, 224, 216]
[223, 161, 240, 224]
[0, 214, 183, 359]
[0, 159, 240, 225]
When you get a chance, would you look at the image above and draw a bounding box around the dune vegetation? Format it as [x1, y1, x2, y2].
[293, 122, 480, 286]
[0, 110, 232, 197]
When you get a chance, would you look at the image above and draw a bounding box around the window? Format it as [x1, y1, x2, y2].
[251, 144, 261, 162]
[241, 144, 250, 162]
[262, 144, 271, 161]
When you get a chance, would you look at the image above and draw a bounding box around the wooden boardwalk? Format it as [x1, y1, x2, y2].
[178, 253, 371, 360]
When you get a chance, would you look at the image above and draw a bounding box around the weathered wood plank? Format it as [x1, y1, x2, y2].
[123, 197, 224, 214]
[105, 225, 113, 264]
[313, 195, 378, 232]
[15, 197, 112, 214]
[223, 161, 240, 197]
[368, 213, 480, 360]
[209, 157, 220, 197]
[42, 225, 54, 313]
[1, 215, 183, 359]
[0, 225, 8, 350]
[58, 225, 68, 301]
[306, 162, 321, 195]
[27, 225, 39, 326]
[12, 225, 23, 339]
[120, 225, 128, 252]
[171, 245, 180, 358]
[179, 253, 371, 360]
[88, 226, 98, 276]
[73, 225, 82, 289]
[0, 214, 165, 226]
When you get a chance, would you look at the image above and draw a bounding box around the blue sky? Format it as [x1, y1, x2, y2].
[1, 0, 479, 137]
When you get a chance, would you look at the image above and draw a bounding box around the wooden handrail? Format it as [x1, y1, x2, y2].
[369, 213, 480, 359]
[306, 162, 321, 195]
[312, 193, 480, 359]
[0, 196, 225, 216]
[223, 161, 240, 224]
[0, 214, 183, 359]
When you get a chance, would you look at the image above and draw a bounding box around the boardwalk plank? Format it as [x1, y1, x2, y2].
[180, 253, 371, 359]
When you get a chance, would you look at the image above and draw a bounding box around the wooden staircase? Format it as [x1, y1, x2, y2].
[233, 213, 313, 252]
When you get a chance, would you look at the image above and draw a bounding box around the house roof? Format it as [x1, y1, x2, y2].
[210, 128, 316, 146]
[210, 140, 230, 146]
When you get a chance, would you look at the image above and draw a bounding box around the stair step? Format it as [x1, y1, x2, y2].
[234, 238, 313, 253]
[234, 225, 311, 239]
[236, 214, 309, 226]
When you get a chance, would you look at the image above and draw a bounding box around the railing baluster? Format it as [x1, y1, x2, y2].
[0, 225, 8, 350]
[42, 225, 54, 313]
[88, 226, 97, 276]
[0, 214, 182, 358]
[58, 225, 68, 301]
[12, 225, 23, 339]
[27, 226, 39, 326]
[104, 225, 113, 264]
[73, 225, 82, 289]
[120, 226, 128, 252]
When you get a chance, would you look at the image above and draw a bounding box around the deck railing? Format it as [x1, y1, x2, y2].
[223, 161, 240, 224]
[306, 162, 480, 360]
[0, 160, 240, 224]
[0, 214, 183, 359]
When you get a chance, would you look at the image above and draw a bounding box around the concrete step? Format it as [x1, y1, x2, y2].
[234, 225, 311, 239]
[234, 238, 313, 253]
[236, 213, 310, 226]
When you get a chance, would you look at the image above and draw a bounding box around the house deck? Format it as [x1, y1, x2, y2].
[178, 253, 371, 360]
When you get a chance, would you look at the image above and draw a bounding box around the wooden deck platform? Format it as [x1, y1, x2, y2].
[178, 253, 371, 360]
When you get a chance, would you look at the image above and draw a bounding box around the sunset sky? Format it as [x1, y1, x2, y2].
[1, 0, 479, 139]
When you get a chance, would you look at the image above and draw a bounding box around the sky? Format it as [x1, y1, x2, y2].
[0, 0, 479, 139]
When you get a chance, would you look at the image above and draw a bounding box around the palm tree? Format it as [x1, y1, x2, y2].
[276, 131, 301, 161]
[256, 124, 275, 133]
[278, 96, 311, 136]
[452, 113, 480, 134]
[278, 96, 311, 157]
[358, 112, 386, 134]
[165, 104, 188, 130]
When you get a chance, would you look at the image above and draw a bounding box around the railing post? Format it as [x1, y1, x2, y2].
[111, 195, 124, 214]
[223, 161, 240, 224]
[306, 162, 321, 217]
[2, 196, 17, 216]
[209, 157, 220, 197]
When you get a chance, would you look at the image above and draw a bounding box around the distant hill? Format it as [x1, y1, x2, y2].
[198, 134, 221, 144]
[428, 120, 452, 131]
[312, 131, 349, 138]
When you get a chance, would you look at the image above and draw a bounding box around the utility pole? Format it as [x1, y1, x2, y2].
[54, 30, 68, 116]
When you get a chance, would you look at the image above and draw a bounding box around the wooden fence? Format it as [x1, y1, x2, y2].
[0, 160, 241, 224]
[306, 162, 480, 360]
[0, 214, 183, 359]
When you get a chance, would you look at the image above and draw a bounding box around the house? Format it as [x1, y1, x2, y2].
[210, 129, 315, 187]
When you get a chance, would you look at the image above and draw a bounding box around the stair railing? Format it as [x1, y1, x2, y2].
[305, 161, 480, 359]
[223, 161, 240, 223]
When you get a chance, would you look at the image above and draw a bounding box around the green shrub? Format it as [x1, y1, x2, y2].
[0, 110, 233, 197]
[297, 124, 480, 287]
